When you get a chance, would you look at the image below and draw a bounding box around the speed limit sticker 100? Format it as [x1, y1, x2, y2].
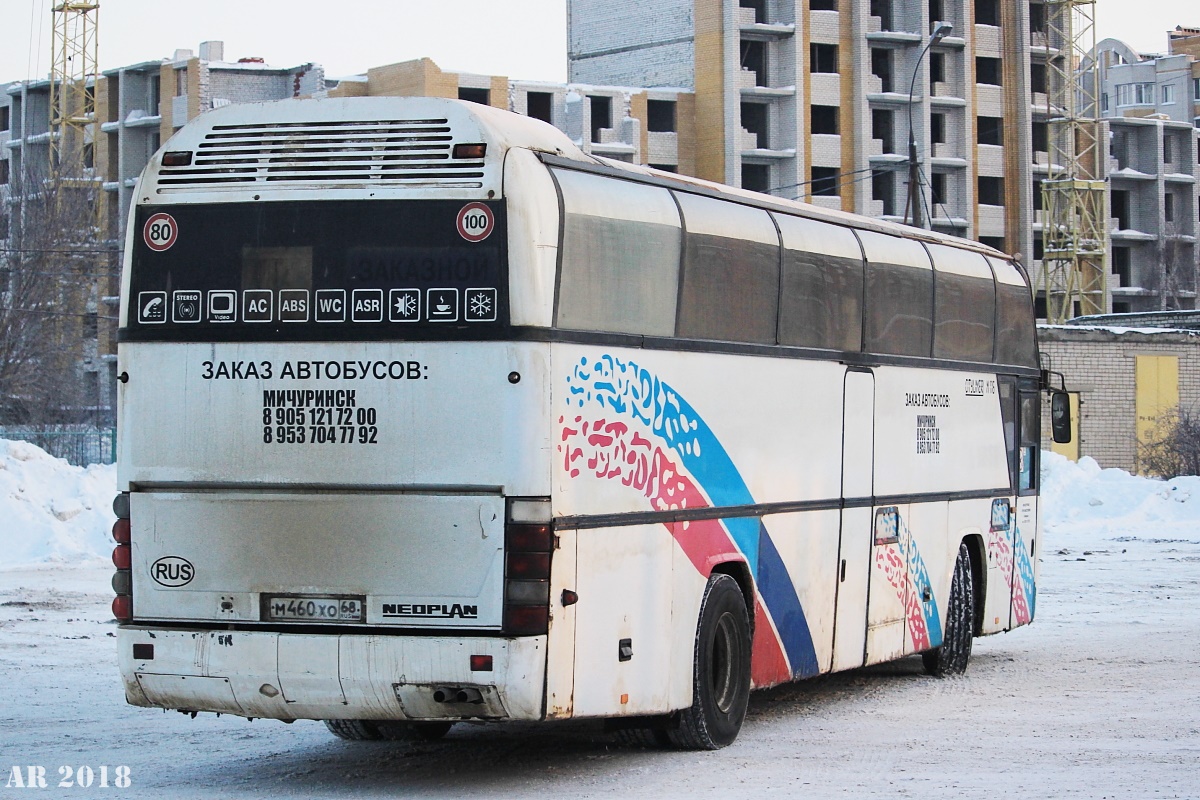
[456, 203, 494, 243]
[143, 213, 178, 252]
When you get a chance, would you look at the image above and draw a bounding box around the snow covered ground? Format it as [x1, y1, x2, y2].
[1, 443, 1198, 797]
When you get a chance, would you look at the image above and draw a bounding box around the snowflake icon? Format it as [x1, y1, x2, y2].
[470, 293, 492, 317]
[465, 288, 497, 322]
[396, 294, 417, 317]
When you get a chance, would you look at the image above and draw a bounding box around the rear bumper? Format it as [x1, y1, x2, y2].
[117, 626, 547, 722]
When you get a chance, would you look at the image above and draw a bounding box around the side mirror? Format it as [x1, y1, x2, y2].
[1051, 391, 1072, 444]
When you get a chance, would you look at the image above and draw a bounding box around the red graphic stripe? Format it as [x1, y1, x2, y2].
[560, 415, 792, 684]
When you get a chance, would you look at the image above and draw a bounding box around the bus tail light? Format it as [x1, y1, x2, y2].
[112, 595, 133, 622]
[452, 143, 486, 159]
[161, 150, 193, 167]
[112, 492, 132, 623]
[504, 498, 553, 636]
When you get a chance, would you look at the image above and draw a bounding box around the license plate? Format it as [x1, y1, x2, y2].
[262, 594, 365, 623]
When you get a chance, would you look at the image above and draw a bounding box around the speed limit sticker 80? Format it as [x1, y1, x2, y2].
[143, 213, 178, 252]
[456, 203, 494, 243]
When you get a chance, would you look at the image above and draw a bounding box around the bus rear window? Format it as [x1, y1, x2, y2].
[125, 200, 506, 339]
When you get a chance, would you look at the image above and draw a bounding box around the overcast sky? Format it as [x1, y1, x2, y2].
[0, 0, 1195, 85]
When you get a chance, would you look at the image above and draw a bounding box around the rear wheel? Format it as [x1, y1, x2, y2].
[923, 542, 975, 677]
[323, 720, 453, 741]
[667, 573, 752, 750]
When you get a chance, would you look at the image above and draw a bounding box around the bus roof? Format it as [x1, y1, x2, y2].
[142, 96, 1016, 266]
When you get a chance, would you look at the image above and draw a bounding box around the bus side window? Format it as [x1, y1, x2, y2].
[928, 245, 995, 363]
[989, 257, 1038, 368]
[674, 192, 780, 345]
[1019, 391, 1040, 494]
[774, 213, 864, 352]
[999, 379, 1018, 493]
[551, 168, 682, 337]
[857, 230, 934, 358]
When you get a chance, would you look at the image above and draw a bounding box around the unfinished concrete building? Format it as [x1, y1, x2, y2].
[568, 0, 1040, 265]
[0, 42, 323, 427]
[1093, 36, 1200, 313]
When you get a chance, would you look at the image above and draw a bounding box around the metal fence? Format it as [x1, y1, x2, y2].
[0, 426, 116, 466]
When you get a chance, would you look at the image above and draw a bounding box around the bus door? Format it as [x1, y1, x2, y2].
[989, 378, 1040, 631]
[982, 378, 1020, 633]
[1011, 383, 1040, 626]
[832, 369, 873, 672]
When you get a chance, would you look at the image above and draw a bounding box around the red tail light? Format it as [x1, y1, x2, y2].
[112, 595, 132, 622]
[504, 499, 553, 636]
[504, 606, 550, 635]
[506, 523, 552, 552]
[506, 552, 551, 580]
[112, 492, 133, 623]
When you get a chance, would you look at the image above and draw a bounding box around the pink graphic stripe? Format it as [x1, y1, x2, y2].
[560, 415, 792, 685]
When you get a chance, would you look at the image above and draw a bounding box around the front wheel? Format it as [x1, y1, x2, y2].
[923, 542, 975, 677]
[667, 573, 752, 750]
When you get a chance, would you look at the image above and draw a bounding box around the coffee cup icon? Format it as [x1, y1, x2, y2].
[426, 288, 458, 322]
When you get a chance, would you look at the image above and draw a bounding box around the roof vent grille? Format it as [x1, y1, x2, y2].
[157, 118, 484, 189]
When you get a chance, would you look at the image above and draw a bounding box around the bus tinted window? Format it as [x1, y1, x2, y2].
[990, 257, 1038, 367]
[675, 192, 779, 344]
[774, 213, 864, 351]
[928, 243, 995, 362]
[858, 230, 933, 357]
[126, 200, 506, 336]
[552, 168, 681, 337]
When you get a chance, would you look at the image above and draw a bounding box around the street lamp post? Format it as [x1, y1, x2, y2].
[906, 21, 953, 229]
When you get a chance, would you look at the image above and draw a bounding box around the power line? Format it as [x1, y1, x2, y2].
[787, 160, 909, 203]
[0, 306, 118, 322]
[0, 248, 119, 255]
[768, 163, 880, 196]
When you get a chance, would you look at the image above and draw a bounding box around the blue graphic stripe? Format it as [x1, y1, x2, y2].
[905, 544, 944, 648]
[1015, 524, 1037, 619]
[570, 354, 820, 673]
[756, 522, 820, 677]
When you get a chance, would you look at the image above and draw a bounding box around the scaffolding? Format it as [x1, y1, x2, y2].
[48, 2, 100, 188]
[1041, 0, 1108, 322]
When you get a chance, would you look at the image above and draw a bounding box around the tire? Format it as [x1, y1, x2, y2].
[613, 726, 672, 748]
[923, 542, 975, 677]
[666, 573, 752, 750]
[323, 719, 382, 740]
[323, 720, 453, 741]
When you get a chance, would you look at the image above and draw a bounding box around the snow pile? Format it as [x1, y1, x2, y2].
[2, 437, 1196, 570]
[0, 439, 117, 570]
[1041, 450, 1200, 543]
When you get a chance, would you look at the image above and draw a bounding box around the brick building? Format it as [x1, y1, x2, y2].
[1040, 322, 1200, 473]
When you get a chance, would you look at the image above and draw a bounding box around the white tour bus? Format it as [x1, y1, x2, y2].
[112, 97, 1051, 749]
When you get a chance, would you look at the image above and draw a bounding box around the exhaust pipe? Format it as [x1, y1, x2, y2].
[431, 686, 484, 704]
[455, 687, 483, 703]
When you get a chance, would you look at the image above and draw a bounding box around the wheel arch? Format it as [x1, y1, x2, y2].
[960, 533, 986, 636]
[709, 560, 755, 637]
